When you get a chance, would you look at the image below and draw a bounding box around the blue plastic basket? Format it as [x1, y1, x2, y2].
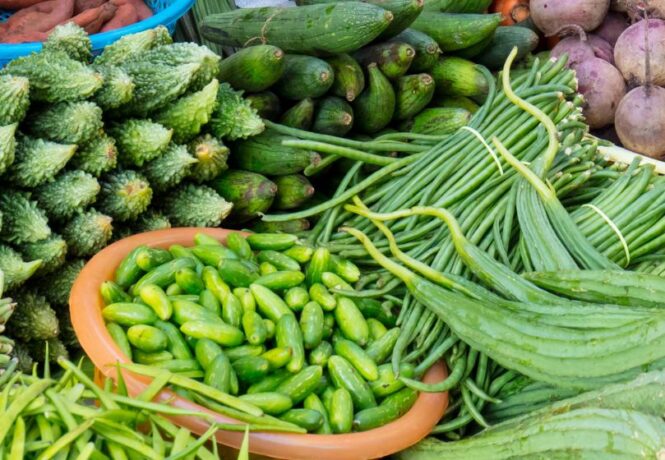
[0, 0, 195, 66]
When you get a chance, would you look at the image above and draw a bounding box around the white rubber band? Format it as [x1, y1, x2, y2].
[461, 126, 504, 175]
[582, 203, 631, 266]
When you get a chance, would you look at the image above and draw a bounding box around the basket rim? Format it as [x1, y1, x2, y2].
[0, 0, 195, 54]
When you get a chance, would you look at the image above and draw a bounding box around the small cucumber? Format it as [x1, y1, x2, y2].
[309, 341, 333, 367]
[306, 247, 331, 285]
[169, 294, 200, 302]
[280, 98, 315, 130]
[353, 404, 399, 431]
[250, 283, 293, 322]
[226, 233, 254, 261]
[354, 42, 416, 80]
[101, 281, 132, 306]
[261, 347, 292, 370]
[370, 362, 415, 397]
[218, 45, 286, 92]
[273, 174, 315, 211]
[389, 29, 441, 72]
[202, 266, 231, 304]
[154, 320, 193, 360]
[264, 319, 276, 340]
[474, 26, 540, 70]
[168, 246, 205, 275]
[279, 409, 323, 432]
[406, 107, 472, 135]
[194, 338, 223, 370]
[309, 283, 337, 311]
[300, 301, 325, 350]
[328, 356, 377, 410]
[275, 365, 323, 404]
[222, 293, 244, 328]
[255, 271, 306, 290]
[212, 170, 278, 224]
[247, 233, 299, 251]
[335, 297, 370, 346]
[106, 322, 132, 359]
[232, 356, 271, 383]
[411, 13, 501, 52]
[431, 95, 480, 113]
[247, 369, 291, 394]
[134, 350, 174, 365]
[326, 54, 365, 102]
[171, 299, 219, 324]
[231, 130, 320, 176]
[102, 303, 158, 326]
[115, 245, 147, 288]
[205, 352, 234, 393]
[246, 91, 282, 120]
[274, 55, 335, 100]
[225, 344, 266, 361]
[353, 64, 395, 134]
[366, 327, 401, 364]
[131, 258, 196, 296]
[276, 314, 306, 373]
[285, 286, 310, 311]
[166, 283, 182, 295]
[356, 298, 398, 327]
[175, 267, 205, 295]
[194, 233, 222, 246]
[260, 262, 278, 276]
[258, 250, 300, 272]
[219, 259, 259, 288]
[312, 97, 354, 137]
[304, 393, 333, 434]
[323, 313, 335, 339]
[151, 359, 202, 374]
[283, 245, 314, 264]
[334, 338, 379, 381]
[382, 387, 418, 416]
[243, 310, 268, 345]
[135, 248, 173, 272]
[126, 325, 168, 352]
[239, 392, 293, 415]
[234, 287, 256, 313]
[330, 255, 361, 284]
[199, 289, 222, 316]
[191, 244, 238, 267]
[393, 73, 436, 121]
[367, 318, 388, 341]
[180, 321, 244, 347]
[431, 56, 490, 97]
[329, 388, 354, 434]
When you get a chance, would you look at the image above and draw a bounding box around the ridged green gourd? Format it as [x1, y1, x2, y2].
[312, 97, 354, 136]
[33, 170, 100, 222]
[131, 211, 172, 233]
[98, 170, 152, 222]
[39, 259, 85, 306]
[28, 337, 70, 363]
[389, 29, 440, 72]
[162, 184, 233, 227]
[0, 270, 15, 367]
[7, 135, 76, 188]
[280, 98, 315, 130]
[211, 170, 278, 224]
[0, 75, 30, 125]
[153, 79, 220, 143]
[0, 123, 17, 176]
[209, 83, 265, 141]
[29, 101, 103, 145]
[71, 133, 119, 177]
[142, 144, 198, 192]
[393, 73, 435, 121]
[188, 134, 229, 183]
[273, 174, 315, 210]
[7, 290, 59, 341]
[0, 245, 42, 291]
[397, 408, 665, 459]
[0, 190, 50, 245]
[11, 342, 34, 373]
[130, 42, 221, 91]
[58, 310, 79, 349]
[42, 23, 92, 62]
[92, 65, 135, 111]
[109, 119, 172, 167]
[326, 54, 365, 102]
[1, 50, 103, 103]
[218, 45, 285, 92]
[200, 3, 394, 55]
[62, 210, 113, 257]
[95, 26, 172, 66]
[354, 42, 416, 79]
[118, 62, 200, 116]
[353, 64, 396, 134]
[17, 235, 68, 277]
[274, 55, 335, 100]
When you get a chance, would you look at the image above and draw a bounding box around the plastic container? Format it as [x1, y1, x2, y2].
[70, 228, 450, 460]
[0, 0, 195, 66]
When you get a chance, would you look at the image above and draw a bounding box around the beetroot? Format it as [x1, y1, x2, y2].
[615, 85, 665, 158]
[587, 34, 615, 63]
[594, 11, 629, 45]
[611, 0, 665, 19]
[614, 18, 665, 86]
[576, 58, 626, 128]
[551, 33, 614, 68]
[531, 0, 610, 36]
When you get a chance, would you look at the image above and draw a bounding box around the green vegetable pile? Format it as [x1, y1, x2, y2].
[0, 271, 16, 375]
[101, 231, 419, 433]
[0, 24, 270, 369]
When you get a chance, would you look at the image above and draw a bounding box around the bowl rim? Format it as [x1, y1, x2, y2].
[70, 227, 449, 460]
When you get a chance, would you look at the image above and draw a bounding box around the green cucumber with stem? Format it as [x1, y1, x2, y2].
[353, 64, 396, 134]
[218, 45, 285, 92]
[312, 97, 354, 137]
[393, 73, 435, 121]
[280, 98, 315, 130]
[326, 54, 365, 102]
[231, 130, 321, 175]
[354, 42, 416, 80]
[246, 92, 281, 120]
[405, 107, 471, 135]
[389, 29, 440, 72]
[411, 13, 501, 52]
[274, 55, 335, 101]
[430, 57, 490, 97]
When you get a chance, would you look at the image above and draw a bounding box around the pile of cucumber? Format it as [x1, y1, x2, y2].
[197, 0, 540, 230]
[101, 232, 418, 433]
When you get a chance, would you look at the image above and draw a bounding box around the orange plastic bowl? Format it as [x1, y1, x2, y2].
[69, 228, 449, 460]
